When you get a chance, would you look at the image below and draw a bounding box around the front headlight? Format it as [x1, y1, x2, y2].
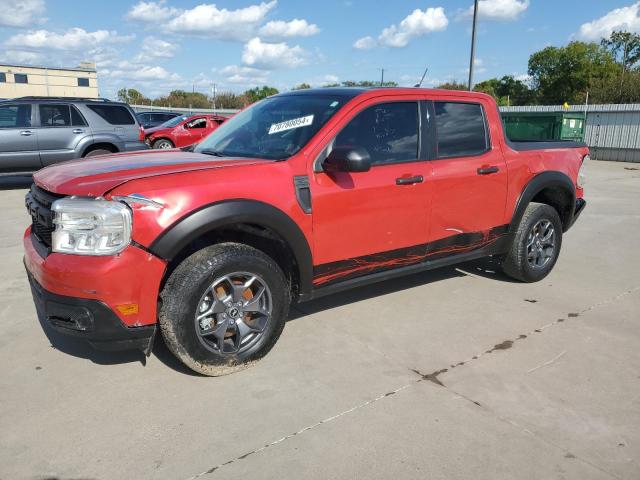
[51, 198, 132, 255]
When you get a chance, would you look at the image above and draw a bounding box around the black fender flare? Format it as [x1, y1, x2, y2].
[510, 171, 576, 232]
[149, 200, 314, 296]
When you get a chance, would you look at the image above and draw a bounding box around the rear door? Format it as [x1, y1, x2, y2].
[37, 103, 90, 166]
[0, 103, 41, 172]
[427, 99, 508, 250]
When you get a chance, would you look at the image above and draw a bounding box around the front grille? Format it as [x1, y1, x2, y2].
[25, 185, 64, 247]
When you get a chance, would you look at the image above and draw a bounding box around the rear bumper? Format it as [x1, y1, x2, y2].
[566, 198, 586, 231]
[26, 267, 155, 351]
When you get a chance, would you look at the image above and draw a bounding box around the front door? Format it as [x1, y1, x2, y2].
[176, 117, 208, 147]
[0, 103, 41, 172]
[311, 100, 432, 287]
[37, 103, 89, 166]
[427, 100, 508, 257]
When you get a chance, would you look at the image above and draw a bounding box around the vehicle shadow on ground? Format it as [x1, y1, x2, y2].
[31, 257, 517, 376]
[0, 175, 32, 190]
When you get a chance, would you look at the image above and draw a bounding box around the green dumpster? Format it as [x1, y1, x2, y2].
[501, 112, 585, 142]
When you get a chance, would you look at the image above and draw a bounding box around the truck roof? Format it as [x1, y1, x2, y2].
[276, 87, 493, 102]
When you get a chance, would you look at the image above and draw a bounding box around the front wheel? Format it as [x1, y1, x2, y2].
[153, 138, 174, 149]
[502, 203, 563, 282]
[159, 243, 290, 376]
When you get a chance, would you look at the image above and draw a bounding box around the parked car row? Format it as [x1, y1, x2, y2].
[0, 96, 228, 174]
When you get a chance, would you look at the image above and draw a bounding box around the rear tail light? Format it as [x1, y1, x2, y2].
[138, 125, 145, 142]
[577, 154, 589, 189]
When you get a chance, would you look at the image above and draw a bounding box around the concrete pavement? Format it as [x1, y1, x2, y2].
[0, 160, 638, 479]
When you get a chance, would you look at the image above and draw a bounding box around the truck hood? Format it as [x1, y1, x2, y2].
[34, 149, 271, 196]
[144, 125, 171, 136]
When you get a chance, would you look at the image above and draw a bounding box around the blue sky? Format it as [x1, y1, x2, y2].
[1, 0, 639, 98]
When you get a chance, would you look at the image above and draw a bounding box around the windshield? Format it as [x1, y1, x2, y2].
[161, 115, 188, 128]
[194, 95, 346, 160]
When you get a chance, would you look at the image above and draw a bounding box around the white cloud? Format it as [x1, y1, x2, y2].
[0, 0, 45, 28]
[574, 2, 640, 41]
[241, 37, 308, 69]
[126, 0, 179, 22]
[214, 65, 269, 85]
[163, 1, 276, 41]
[353, 36, 376, 50]
[0, 49, 44, 64]
[459, 0, 529, 21]
[5, 28, 134, 51]
[103, 64, 181, 81]
[323, 74, 339, 83]
[259, 19, 320, 39]
[361, 7, 448, 49]
[140, 36, 178, 58]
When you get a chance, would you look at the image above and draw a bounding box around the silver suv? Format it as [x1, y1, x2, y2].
[0, 97, 148, 175]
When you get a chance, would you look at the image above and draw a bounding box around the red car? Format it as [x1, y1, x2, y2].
[24, 88, 587, 376]
[145, 114, 226, 149]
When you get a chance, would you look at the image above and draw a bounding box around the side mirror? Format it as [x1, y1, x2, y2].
[323, 146, 371, 173]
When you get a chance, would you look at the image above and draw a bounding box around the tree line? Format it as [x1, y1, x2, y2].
[438, 30, 640, 105]
[117, 30, 640, 109]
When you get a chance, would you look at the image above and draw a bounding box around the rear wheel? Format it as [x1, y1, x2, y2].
[502, 203, 563, 282]
[84, 148, 113, 158]
[153, 138, 174, 149]
[159, 243, 290, 376]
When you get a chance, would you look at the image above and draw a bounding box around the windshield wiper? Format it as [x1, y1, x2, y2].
[198, 149, 226, 157]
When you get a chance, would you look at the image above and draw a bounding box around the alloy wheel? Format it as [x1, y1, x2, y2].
[194, 272, 272, 354]
[526, 219, 556, 269]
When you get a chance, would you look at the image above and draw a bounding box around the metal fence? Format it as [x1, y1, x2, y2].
[130, 104, 240, 117]
[500, 104, 640, 162]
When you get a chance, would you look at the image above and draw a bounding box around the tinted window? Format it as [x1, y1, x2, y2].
[0, 104, 31, 128]
[14, 74, 28, 84]
[162, 113, 177, 121]
[334, 102, 418, 165]
[434, 102, 488, 158]
[77, 78, 90, 87]
[70, 106, 87, 126]
[87, 105, 135, 125]
[40, 104, 71, 127]
[0, 72, 6, 83]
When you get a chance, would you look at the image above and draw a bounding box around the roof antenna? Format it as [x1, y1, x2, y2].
[414, 67, 428, 88]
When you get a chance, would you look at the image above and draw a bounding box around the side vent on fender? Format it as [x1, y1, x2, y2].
[293, 176, 312, 214]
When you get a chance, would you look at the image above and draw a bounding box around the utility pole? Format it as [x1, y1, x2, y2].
[468, 0, 479, 91]
[380, 68, 385, 86]
[211, 83, 217, 111]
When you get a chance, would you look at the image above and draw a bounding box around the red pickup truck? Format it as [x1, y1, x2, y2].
[24, 88, 587, 376]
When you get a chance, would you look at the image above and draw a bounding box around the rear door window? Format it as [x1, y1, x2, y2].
[0, 104, 32, 128]
[334, 102, 419, 165]
[87, 104, 135, 125]
[39, 104, 71, 127]
[434, 102, 488, 158]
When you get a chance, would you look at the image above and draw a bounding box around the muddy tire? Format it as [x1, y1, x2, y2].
[159, 243, 290, 376]
[502, 202, 563, 282]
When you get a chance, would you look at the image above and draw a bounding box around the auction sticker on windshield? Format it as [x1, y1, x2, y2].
[268, 115, 314, 135]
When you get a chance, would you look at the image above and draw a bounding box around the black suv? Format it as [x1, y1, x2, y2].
[0, 97, 148, 175]
[135, 111, 183, 129]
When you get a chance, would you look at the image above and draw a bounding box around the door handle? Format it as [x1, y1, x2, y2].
[72, 129, 84, 134]
[20, 130, 33, 136]
[477, 166, 500, 175]
[396, 175, 424, 185]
